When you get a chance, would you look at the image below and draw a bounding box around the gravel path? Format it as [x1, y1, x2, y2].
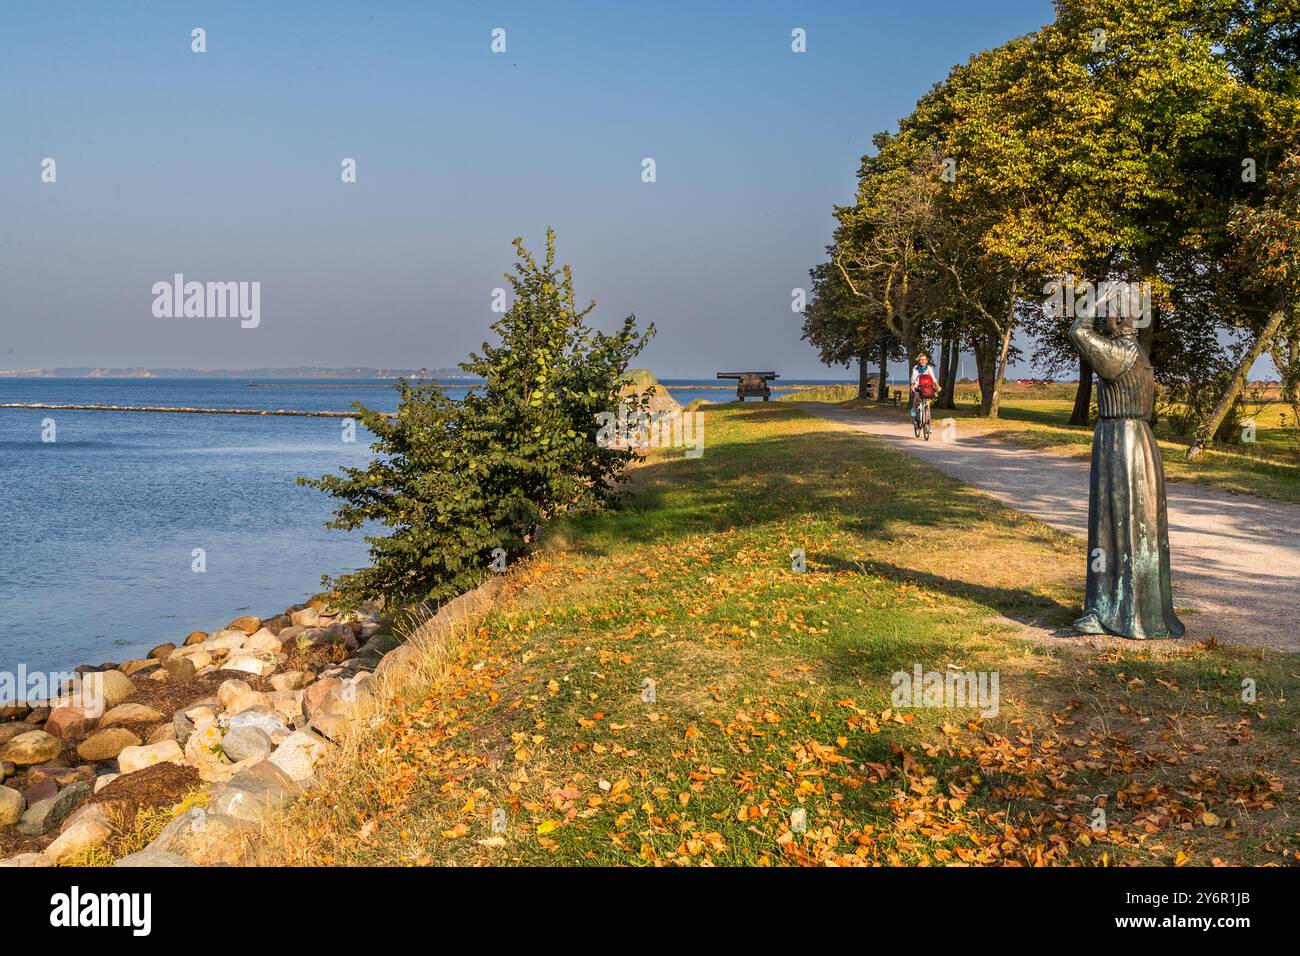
[804, 404, 1300, 652]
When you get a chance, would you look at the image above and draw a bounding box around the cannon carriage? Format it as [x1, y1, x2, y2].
[716, 371, 778, 401]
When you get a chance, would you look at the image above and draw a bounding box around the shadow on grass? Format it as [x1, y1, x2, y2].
[816, 556, 1077, 631]
[556, 404, 1077, 632]
[570, 406, 1010, 540]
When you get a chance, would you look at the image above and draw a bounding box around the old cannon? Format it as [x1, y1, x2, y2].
[716, 371, 778, 401]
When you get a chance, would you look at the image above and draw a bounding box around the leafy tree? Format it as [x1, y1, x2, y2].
[833, 135, 941, 366]
[817, 0, 1299, 433]
[302, 230, 653, 606]
[1189, 151, 1300, 457]
[1053, 0, 1296, 432]
[801, 255, 901, 399]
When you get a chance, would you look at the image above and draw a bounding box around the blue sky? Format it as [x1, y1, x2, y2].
[1, 0, 1057, 377]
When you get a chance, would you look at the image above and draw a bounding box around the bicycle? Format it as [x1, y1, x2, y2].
[912, 395, 932, 440]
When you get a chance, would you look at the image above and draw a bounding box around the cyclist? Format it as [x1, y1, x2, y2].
[910, 353, 941, 425]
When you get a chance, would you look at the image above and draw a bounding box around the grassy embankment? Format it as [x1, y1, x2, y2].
[784, 382, 1300, 504]
[256, 403, 1298, 867]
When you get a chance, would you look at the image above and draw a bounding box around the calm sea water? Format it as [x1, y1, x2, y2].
[0, 376, 852, 681]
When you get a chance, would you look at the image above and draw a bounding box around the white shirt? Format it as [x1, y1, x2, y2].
[910, 364, 937, 390]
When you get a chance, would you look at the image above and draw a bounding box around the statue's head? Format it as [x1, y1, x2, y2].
[1102, 313, 1138, 340]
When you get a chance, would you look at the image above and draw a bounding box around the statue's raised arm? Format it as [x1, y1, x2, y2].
[1069, 312, 1137, 381]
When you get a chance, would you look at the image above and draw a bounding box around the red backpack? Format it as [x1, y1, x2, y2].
[916, 373, 937, 399]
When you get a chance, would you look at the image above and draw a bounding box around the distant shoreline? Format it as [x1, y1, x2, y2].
[0, 402, 394, 419]
[0, 376, 870, 391]
[0, 367, 469, 380]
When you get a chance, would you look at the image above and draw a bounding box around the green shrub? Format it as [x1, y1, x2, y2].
[302, 230, 653, 607]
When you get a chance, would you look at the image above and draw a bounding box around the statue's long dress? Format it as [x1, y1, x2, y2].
[1068, 325, 1185, 639]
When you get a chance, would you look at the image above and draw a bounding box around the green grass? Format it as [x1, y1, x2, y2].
[780, 383, 861, 403]
[268, 404, 1300, 867]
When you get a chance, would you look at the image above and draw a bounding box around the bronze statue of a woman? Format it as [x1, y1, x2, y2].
[1069, 309, 1184, 640]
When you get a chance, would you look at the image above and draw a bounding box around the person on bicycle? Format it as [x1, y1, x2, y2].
[910, 353, 940, 423]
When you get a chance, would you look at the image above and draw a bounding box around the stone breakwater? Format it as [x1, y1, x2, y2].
[0, 596, 401, 867]
[0, 402, 397, 418]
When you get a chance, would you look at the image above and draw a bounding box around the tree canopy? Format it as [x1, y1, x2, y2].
[806, 0, 1300, 434]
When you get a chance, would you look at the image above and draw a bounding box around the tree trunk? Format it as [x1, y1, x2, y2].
[973, 330, 997, 416]
[857, 352, 871, 401]
[1069, 355, 1093, 426]
[1187, 306, 1287, 460]
[877, 336, 889, 402]
[1271, 334, 1299, 407]
[936, 331, 956, 410]
[983, 283, 1018, 419]
[989, 313, 1015, 418]
[1286, 334, 1300, 430]
[1290, 335, 1299, 406]
[936, 327, 951, 401]
[942, 335, 959, 409]
[1136, 248, 1161, 366]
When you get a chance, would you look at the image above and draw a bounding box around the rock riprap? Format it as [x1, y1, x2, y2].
[99, 703, 163, 727]
[0, 594, 395, 867]
[0, 730, 63, 766]
[17, 780, 92, 836]
[221, 725, 273, 763]
[77, 728, 142, 762]
[0, 786, 24, 826]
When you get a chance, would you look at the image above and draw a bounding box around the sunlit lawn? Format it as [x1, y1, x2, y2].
[263, 404, 1300, 867]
